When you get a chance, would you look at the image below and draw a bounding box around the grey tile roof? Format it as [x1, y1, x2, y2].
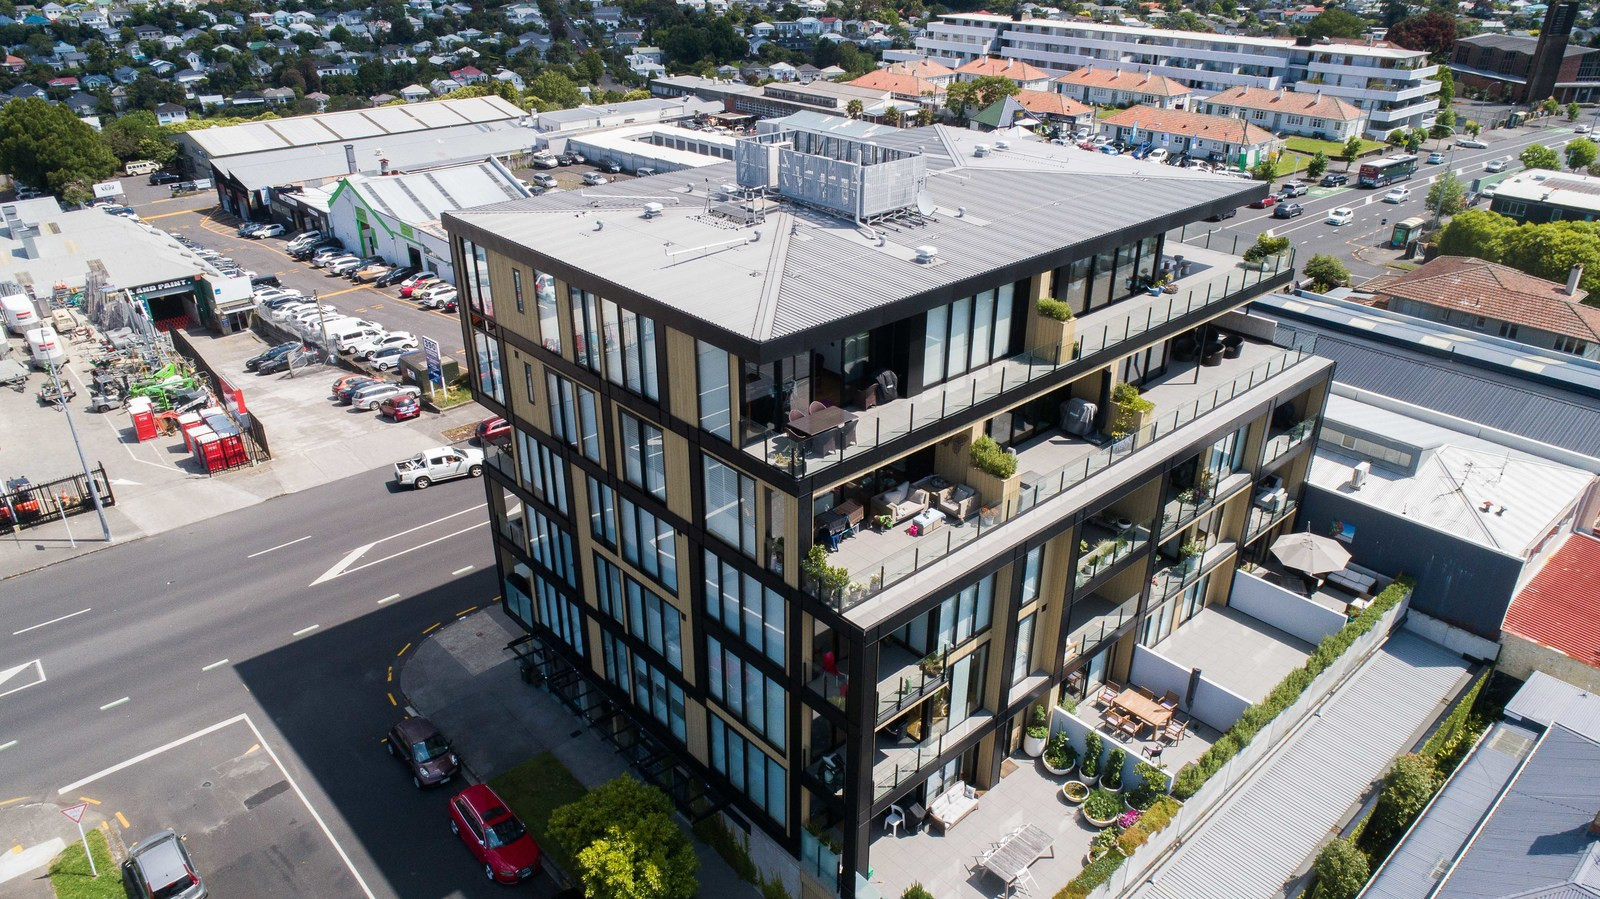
[447, 124, 1259, 353]
[1130, 631, 1471, 899]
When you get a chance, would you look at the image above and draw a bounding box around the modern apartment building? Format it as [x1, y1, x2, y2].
[443, 122, 1331, 899]
[915, 13, 1439, 138]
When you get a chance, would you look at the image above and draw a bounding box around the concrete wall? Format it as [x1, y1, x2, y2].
[1049, 706, 1143, 789]
[1498, 632, 1600, 693]
[1189, 676, 1252, 732]
[1228, 570, 1346, 646]
[1130, 641, 1254, 732]
[1129, 644, 1190, 710]
[1403, 610, 1500, 664]
[1301, 485, 1524, 639]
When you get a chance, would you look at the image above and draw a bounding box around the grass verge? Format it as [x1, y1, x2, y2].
[1284, 136, 1385, 159]
[48, 829, 122, 899]
[489, 752, 588, 877]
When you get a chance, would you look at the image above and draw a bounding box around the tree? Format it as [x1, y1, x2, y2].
[1306, 150, 1329, 180]
[945, 75, 1019, 119]
[1568, 102, 1582, 122]
[1251, 155, 1279, 181]
[1302, 254, 1350, 291]
[1437, 209, 1514, 259]
[1426, 171, 1465, 218]
[845, 98, 863, 119]
[1464, 119, 1481, 137]
[1567, 138, 1598, 171]
[1386, 11, 1456, 59]
[1307, 838, 1370, 899]
[1303, 8, 1367, 39]
[915, 105, 936, 127]
[882, 105, 902, 126]
[1343, 135, 1364, 168]
[0, 98, 117, 203]
[1501, 220, 1600, 293]
[100, 110, 177, 164]
[1385, 128, 1406, 147]
[1359, 755, 1437, 859]
[1404, 127, 1428, 152]
[1433, 66, 1454, 107]
[548, 777, 697, 899]
[1540, 97, 1559, 116]
[1521, 144, 1560, 171]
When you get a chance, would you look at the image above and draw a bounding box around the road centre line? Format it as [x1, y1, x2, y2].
[378, 594, 401, 605]
[292, 625, 320, 637]
[201, 659, 229, 672]
[99, 697, 130, 711]
[247, 535, 313, 559]
[12, 608, 91, 635]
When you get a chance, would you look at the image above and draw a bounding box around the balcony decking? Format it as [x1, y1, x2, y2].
[1155, 604, 1313, 706]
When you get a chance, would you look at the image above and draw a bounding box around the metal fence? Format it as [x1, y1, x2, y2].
[0, 465, 116, 535]
[170, 328, 271, 461]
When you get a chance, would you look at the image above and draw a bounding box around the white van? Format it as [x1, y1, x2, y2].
[26, 326, 67, 369]
[124, 160, 161, 176]
[330, 323, 384, 353]
[1, 287, 38, 335]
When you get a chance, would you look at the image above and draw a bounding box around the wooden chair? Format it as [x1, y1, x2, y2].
[1095, 681, 1122, 708]
[1160, 690, 1180, 711]
[1136, 686, 1156, 700]
[1103, 709, 1126, 733]
[1119, 716, 1143, 741]
[1141, 743, 1165, 761]
[1160, 718, 1187, 744]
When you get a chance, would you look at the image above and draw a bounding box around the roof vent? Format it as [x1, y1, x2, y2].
[642, 202, 664, 219]
[994, 139, 1010, 150]
[914, 245, 938, 263]
[974, 143, 991, 157]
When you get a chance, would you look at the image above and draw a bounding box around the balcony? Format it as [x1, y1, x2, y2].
[1062, 589, 1141, 664]
[873, 711, 994, 801]
[1262, 417, 1315, 467]
[1244, 498, 1297, 545]
[1074, 518, 1152, 591]
[875, 644, 952, 727]
[744, 242, 1293, 482]
[1151, 541, 1235, 602]
[1158, 470, 1250, 540]
[809, 330, 1321, 617]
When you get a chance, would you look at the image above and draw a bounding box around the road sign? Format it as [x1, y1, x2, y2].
[92, 180, 124, 199]
[61, 803, 87, 823]
[422, 336, 442, 390]
[61, 803, 95, 876]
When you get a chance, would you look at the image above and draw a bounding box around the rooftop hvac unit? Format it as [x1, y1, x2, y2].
[974, 143, 991, 157]
[914, 245, 938, 263]
[1350, 460, 1370, 490]
[642, 202, 664, 219]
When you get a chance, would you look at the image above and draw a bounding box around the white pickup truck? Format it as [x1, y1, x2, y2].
[393, 446, 485, 489]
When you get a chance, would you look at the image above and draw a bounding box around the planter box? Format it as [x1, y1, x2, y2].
[1113, 401, 1154, 438]
[1034, 313, 1077, 366]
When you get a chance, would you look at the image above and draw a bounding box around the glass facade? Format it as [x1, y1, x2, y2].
[703, 549, 786, 665]
[709, 714, 787, 822]
[920, 285, 1017, 389]
[619, 497, 679, 592]
[704, 456, 757, 557]
[697, 340, 732, 440]
[621, 412, 667, 501]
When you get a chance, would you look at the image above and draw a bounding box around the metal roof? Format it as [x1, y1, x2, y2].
[1501, 535, 1600, 671]
[1360, 721, 1538, 899]
[212, 121, 538, 193]
[344, 160, 527, 235]
[0, 203, 233, 293]
[1130, 631, 1471, 899]
[184, 96, 524, 158]
[447, 123, 1258, 353]
[1435, 726, 1600, 899]
[1504, 671, 1600, 743]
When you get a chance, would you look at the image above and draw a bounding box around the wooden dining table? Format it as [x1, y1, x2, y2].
[1113, 688, 1173, 731]
[983, 823, 1054, 891]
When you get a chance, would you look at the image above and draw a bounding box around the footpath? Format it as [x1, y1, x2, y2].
[398, 606, 757, 899]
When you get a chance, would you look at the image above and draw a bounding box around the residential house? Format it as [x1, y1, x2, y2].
[196, 94, 226, 110]
[1198, 86, 1365, 140]
[1054, 66, 1194, 110]
[400, 83, 431, 102]
[46, 75, 78, 90]
[972, 89, 1093, 131]
[1490, 169, 1600, 226]
[1101, 105, 1281, 167]
[451, 65, 487, 85]
[65, 92, 98, 115]
[7, 84, 46, 101]
[1360, 256, 1600, 361]
[1497, 536, 1600, 691]
[147, 59, 175, 76]
[613, 30, 644, 48]
[953, 56, 1053, 90]
[493, 70, 525, 90]
[769, 61, 799, 82]
[429, 78, 459, 96]
[848, 68, 946, 104]
[262, 87, 295, 106]
[305, 91, 330, 111]
[232, 90, 265, 108]
[7, 55, 32, 73]
[155, 101, 188, 125]
[371, 93, 398, 105]
[505, 3, 544, 25]
[174, 68, 206, 87]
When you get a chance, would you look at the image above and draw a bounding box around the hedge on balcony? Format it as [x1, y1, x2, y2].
[1053, 798, 1180, 899]
[1171, 578, 1413, 800]
[970, 435, 1017, 479]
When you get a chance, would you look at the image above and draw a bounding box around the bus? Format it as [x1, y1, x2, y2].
[1359, 154, 1419, 188]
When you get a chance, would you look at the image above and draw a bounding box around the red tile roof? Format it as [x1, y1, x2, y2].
[1206, 85, 1363, 122]
[883, 59, 955, 80]
[1364, 256, 1600, 344]
[1054, 66, 1192, 98]
[1503, 534, 1600, 670]
[1101, 105, 1277, 146]
[954, 57, 1051, 83]
[849, 69, 944, 97]
[1013, 89, 1091, 118]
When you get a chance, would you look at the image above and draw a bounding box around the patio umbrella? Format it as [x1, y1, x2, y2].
[1270, 532, 1351, 575]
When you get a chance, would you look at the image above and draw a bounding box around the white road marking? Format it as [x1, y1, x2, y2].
[292, 624, 320, 637]
[0, 660, 46, 699]
[315, 521, 488, 585]
[378, 594, 401, 605]
[201, 658, 230, 671]
[12, 607, 91, 635]
[451, 565, 474, 576]
[100, 697, 130, 711]
[247, 535, 313, 559]
[310, 503, 486, 586]
[58, 715, 247, 794]
[0, 740, 16, 752]
[108, 478, 142, 486]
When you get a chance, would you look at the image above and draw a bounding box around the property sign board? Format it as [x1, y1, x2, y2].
[92, 180, 124, 199]
[422, 336, 442, 388]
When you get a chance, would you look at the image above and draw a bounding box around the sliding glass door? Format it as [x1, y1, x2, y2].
[920, 284, 1017, 389]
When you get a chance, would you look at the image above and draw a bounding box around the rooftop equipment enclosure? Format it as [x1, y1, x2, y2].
[735, 129, 925, 222]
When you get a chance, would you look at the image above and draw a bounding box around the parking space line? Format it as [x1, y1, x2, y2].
[456, 606, 477, 617]
[386, 666, 393, 683]
[387, 692, 397, 706]
[247, 535, 312, 558]
[0, 797, 24, 805]
[320, 286, 366, 299]
[11, 607, 91, 635]
[0, 743, 15, 754]
[115, 812, 129, 829]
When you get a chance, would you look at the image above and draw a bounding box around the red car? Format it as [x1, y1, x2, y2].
[381, 395, 422, 421]
[476, 416, 510, 446]
[1248, 194, 1279, 208]
[448, 784, 541, 884]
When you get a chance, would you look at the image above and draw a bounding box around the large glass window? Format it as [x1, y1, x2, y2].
[620, 497, 679, 591]
[703, 549, 786, 665]
[473, 328, 505, 406]
[546, 373, 600, 462]
[515, 428, 568, 515]
[707, 636, 785, 749]
[697, 341, 732, 440]
[512, 268, 525, 314]
[534, 573, 582, 654]
[526, 507, 576, 587]
[621, 412, 667, 501]
[632, 654, 687, 741]
[1059, 257, 1092, 315]
[463, 239, 494, 317]
[568, 290, 660, 400]
[570, 287, 602, 372]
[1020, 546, 1043, 605]
[1013, 613, 1035, 684]
[594, 554, 625, 621]
[708, 714, 787, 823]
[535, 271, 561, 354]
[919, 285, 1017, 389]
[588, 478, 616, 547]
[627, 576, 683, 670]
[703, 456, 757, 557]
[935, 575, 995, 650]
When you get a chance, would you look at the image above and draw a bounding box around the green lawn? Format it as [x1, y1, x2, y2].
[1283, 136, 1385, 159]
[489, 752, 589, 876]
[48, 829, 122, 899]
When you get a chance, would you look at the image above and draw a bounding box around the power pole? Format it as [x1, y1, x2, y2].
[47, 358, 111, 543]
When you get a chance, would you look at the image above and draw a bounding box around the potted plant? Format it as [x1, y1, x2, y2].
[765, 536, 784, 575]
[1080, 731, 1103, 785]
[802, 544, 852, 602]
[1101, 746, 1126, 793]
[1180, 539, 1207, 572]
[1023, 705, 1049, 757]
[1086, 827, 1120, 863]
[919, 652, 945, 678]
[1061, 779, 1090, 805]
[1115, 808, 1142, 831]
[1111, 382, 1155, 440]
[1081, 788, 1121, 828]
[1042, 733, 1078, 776]
[1126, 762, 1171, 811]
[1242, 233, 1291, 271]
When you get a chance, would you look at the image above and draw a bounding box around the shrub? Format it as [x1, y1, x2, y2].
[970, 435, 1017, 479]
[1243, 233, 1292, 263]
[1357, 755, 1437, 861]
[1111, 381, 1153, 413]
[1059, 851, 1126, 899]
[1044, 733, 1078, 771]
[903, 884, 935, 899]
[1026, 704, 1050, 740]
[1302, 254, 1351, 291]
[801, 544, 851, 598]
[1422, 672, 1487, 764]
[1103, 747, 1126, 790]
[549, 776, 699, 899]
[1037, 297, 1075, 321]
[692, 816, 758, 885]
[1081, 731, 1103, 779]
[1173, 579, 1412, 800]
[1082, 789, 1121, 821]
[1308, 838, 1370, 899]
[1115, 796, 1180, 857]
[1126, 762, 1170, 810]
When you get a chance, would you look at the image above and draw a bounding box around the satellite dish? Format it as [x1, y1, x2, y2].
[915, 191, 935, 216]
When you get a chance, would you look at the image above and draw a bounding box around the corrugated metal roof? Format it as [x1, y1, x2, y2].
[1502, 535, 1600, 672]
[350, 160, 526, 230]
[1130, 631, 1471, 899]
[1504, 671, 1600, 744]
[213, 123, 537, 193]
[1436, 726, 1600, 899]
[1361, 721, 1537, 899]
[448, 124, 1256, 350]
[186, 96, 524, 158]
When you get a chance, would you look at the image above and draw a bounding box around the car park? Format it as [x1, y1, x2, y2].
[556, 153, 575, 166]
[1427, 151, 1446, 164]
[381, 394, 423, 422]
[1326, 207, 1354, 226]
[1248, 194, 1279, 208]
[1319, 173, 1348, 187]
[353, 380, 421, 409]
[238, 222, 266, 237]
[1458, 138, 1488, 149]
[418, 285, 458, 309]
[257, 347, 313, 374]
[582, 172, 610, 186]
[311, 249, 351, 268]
[245, 343, 299, 371]
[375, 266, 417, 288]
[254, 223, 285, 238]
[1273, 202, 1304, 219]
[333, 326, 385, 353]
[354, 262, 393, 282]
[336, 376, 383, 403]
[326, 256, 365, 276]
[531, 153, 558, 169]
[1382, 187, 1411, 203]
[367, 345, 414, 372]
[394, 446, 485, 489]
[600, 159, 622, 173]
[122, 830, 206, 899]
[447, 784, 541, 883]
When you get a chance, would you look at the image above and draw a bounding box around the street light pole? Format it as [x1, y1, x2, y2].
[46, 358, 111, 544]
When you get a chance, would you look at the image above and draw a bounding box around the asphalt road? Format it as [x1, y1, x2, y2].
[1178, 122, 1584, 283]
[0, 465, 555, 899]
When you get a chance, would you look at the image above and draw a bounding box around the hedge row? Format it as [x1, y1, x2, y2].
[1053, 798, 1182, 899]
[1173, 578, 1413, 800]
